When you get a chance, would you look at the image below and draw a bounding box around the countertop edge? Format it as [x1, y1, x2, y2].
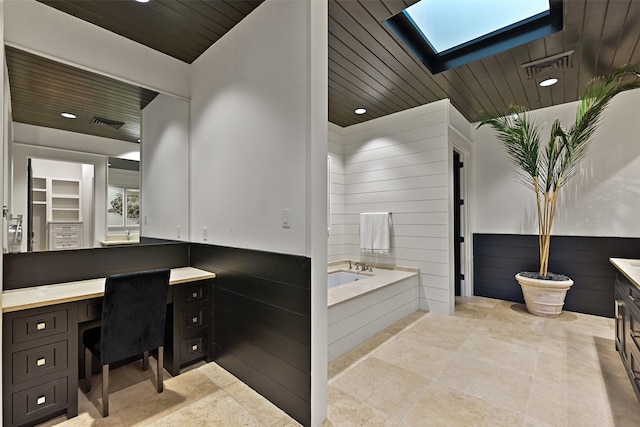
[2, 266, 216, 313]
[610, 258, 640, 289]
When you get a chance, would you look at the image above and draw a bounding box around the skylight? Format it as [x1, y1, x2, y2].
[386, 0, 563, 74]
[405, 0, 551, 54]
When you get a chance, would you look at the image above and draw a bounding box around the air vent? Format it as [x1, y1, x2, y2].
[521, 50, 574, 79]
[91, 116, 125, 130]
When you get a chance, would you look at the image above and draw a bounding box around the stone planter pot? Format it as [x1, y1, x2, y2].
[515, 272, 574, 318]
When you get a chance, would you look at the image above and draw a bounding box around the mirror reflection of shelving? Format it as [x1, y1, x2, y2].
[31, 177, 48, 251]
[50, 179, 82, 222]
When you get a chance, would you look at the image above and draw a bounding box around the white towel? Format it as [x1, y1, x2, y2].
[360, 212, 390, 254]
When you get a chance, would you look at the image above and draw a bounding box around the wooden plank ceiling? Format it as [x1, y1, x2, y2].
[10, 0, 640, 139]
[6, 46, 158, 143]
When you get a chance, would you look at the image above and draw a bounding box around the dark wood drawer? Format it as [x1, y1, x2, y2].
[77, 298, 102, 323]
[180, 307, 209, 334]
[11, 377, 68, 426]
[12, 341, 68, 385]
[180, 335, 207, 363]
[11, 309, 68, 345]
[178, 282, 210, 304]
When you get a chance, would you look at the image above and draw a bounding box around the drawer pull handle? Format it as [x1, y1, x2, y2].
[36, 396, 46, 405]
[36, 357, 46, 367]
[36, 322, 46, 330]
[192, 316, 199, 323]
[192, 344, 198, 351]
[192, 292, 198, 298]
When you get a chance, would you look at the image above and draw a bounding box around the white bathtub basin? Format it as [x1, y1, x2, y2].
[328, 271, 366, 288]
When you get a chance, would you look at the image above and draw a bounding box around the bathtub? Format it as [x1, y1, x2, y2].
[327, 271, 369, 288]
[327, 262, 419, 361]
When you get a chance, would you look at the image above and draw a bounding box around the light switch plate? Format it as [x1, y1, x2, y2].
[282, 208, 291, 228]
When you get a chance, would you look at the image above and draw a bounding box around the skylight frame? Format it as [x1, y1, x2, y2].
[385, 0, 564, 74]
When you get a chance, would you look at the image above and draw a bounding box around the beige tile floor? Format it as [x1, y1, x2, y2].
[41, 296, 640, 426]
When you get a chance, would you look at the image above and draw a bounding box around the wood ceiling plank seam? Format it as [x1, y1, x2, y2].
[9, 84, 143, 118]
[179, 0, 241, 31]
[463, 60, 509, 115]
[448, 65, 501, 118]
[610, 0, 640, 67]
[342, 0, 448, 100]
[332, 1, 443, 102]
[559, 0, 584, 102]
[364, 0, 401, 22]
[328, 19, 434, 108]
[525, 38, 552, 110]
[328, 85, 391, 122]
[329, 32, 426, 106]
[361, 0, 487, 113]
[328, 47, 415, 110]
[328, 77, 394, 117]
[329, 60, 414, 113]
[197, 0, 253, 26]
[7, 48, 157, 102]
[576, 0, 608, 98]
[445, 69, 494, 120]
[596, 0, 632, 73]
[542, 31, 568, 108]
[492, 51, 531, 109]
[39, 0, 203, 62]
[225, 0, 265, 16]
[151, 1, 229, 46]
[476, 56, 514, 113]
[354, 0, 484, 119]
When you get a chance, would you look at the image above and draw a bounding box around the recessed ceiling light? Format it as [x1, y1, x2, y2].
[354, 108, 367, 115]
[61, 112, 76, 119]
[135, 0, 151, 3]
[539, 78, 558, 87]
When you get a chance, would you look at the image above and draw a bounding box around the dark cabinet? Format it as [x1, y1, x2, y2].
[615, 274, 640, 403]
[164, 279, 214, 376]
[2, 303, 78, 427]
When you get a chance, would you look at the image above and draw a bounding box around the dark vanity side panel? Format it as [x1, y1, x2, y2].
[4, 242, 189, 290]
[190, 244, 311, 427]
[473, 234, 640, 317]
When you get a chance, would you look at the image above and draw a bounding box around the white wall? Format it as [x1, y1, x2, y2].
[330, 100, 462, 314]
[141, 94, 189, 241]
[4, 0, 190, 98]
[189, 1, 328, 424]
[471, 87, 640, 238]
[190, 0, 309, 255]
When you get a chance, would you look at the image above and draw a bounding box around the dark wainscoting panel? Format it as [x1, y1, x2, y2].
[473, 234, 640, 318]
[190, 244, 311, 427]
[3, 241, 189, 290]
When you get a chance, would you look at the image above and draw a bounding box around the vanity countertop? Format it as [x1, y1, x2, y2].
[610, 258, 640, 289]
[2, 266, 215, 313]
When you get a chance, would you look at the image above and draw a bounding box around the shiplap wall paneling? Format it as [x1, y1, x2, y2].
[473, 234, 640, 318]
[337, 101, 453, 314]
[328, 123, 346, 263]
[328, 275, 418, 361]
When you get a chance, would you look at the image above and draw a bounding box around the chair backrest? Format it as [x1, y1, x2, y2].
[100, 269, 171, 365]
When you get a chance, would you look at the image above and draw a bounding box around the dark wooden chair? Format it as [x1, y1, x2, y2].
[83, 269, 171, 417]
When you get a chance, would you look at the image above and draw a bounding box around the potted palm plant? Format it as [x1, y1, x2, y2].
[478, 65, 640, 317]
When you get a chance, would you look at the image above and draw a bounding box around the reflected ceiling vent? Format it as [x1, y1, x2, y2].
[91, 116, 125, 130]
[521, 50, 574, 78]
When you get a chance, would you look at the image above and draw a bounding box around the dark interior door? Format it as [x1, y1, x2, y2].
[454, 152, 463, 296]
[27, 159, 33, 252]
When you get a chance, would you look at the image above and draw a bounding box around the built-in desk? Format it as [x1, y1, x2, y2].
[2, 267, 215, 427]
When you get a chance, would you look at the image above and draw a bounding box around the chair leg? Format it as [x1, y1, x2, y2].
[157, 346, 164, 393]
[143, 350, 149, 371]
[84, 347, 92, 393]
[102, 364, 109, 417]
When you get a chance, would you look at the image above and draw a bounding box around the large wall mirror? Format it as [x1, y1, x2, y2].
[4, 46, 189, 252]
